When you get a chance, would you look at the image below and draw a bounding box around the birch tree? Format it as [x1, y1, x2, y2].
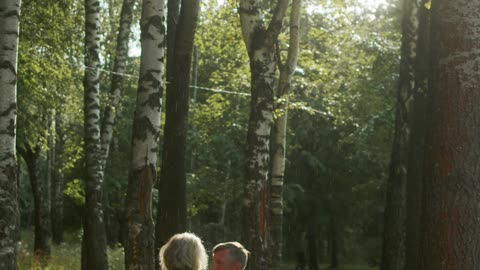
[380, 0, 419, 269]
[99, 0, 136, 179]
[82, 0, 108, 268]
[0, 0, 21, 268]
[124, 0, 165, 268]
[98, 0, 136, 248]
[238, 0, 289, 267]
[419, 0, 480, 269]
[269, 0, 301, 267]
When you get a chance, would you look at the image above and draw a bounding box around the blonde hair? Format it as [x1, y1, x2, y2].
[159, 232, 208, 270]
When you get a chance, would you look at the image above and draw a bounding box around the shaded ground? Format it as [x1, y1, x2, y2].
[18, 230, 377, 270]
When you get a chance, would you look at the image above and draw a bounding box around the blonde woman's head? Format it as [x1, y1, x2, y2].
[159, 232, 208, 270]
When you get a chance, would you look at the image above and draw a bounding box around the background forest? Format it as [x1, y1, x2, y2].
[6, 0, 402, 269]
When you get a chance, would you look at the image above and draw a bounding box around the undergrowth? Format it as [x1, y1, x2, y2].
[17, 230, 124, 270]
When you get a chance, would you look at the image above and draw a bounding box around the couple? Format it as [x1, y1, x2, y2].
[160, 232, 249, 270]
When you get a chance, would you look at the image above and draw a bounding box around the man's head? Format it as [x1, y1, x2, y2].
[211, 242, 249, 270]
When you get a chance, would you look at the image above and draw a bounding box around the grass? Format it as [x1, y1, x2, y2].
[280, 261, 378, 270]
[18, 230, 377, 270]
[17, 230, 125, 270]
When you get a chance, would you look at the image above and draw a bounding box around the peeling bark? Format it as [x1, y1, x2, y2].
[125, 0, 165, 268]
[238, 0, 289, 268]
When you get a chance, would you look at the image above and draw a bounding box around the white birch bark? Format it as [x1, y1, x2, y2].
[0, 0, 21, 268]
[239, 0, 289, 268]
[270, 0, 301, 267]
[82, 0, 108, 269]
[99, 0, 136, 171]
[125, 0, 165, 268]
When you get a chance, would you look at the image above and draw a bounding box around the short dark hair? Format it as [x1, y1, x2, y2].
[212, 242, 250, 270]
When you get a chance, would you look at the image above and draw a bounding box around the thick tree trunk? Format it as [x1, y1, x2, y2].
[238, 0, 288, 268]
[404, 1, 429, 270]
[82, 0, 108, 269]
[51, 113, 65, 244]
[154, 3, 179, 263]
[380, 0, 419, 269]
[155, 0, 199, 266]
[269, 1, 301, 267]
[419, 1, 480, 269]
[124, 0, 165, 268]
[20, 145, 51, 266]
[0, 1, 20, 268]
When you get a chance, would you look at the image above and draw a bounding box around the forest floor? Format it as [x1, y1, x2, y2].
[280, 262, 378, 270]
[18, 230, 377, 270]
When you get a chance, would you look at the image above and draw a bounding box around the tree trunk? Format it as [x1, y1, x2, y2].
[155, 3, 179, 263]
[82, 0, 108, 269]
[0, 1, 20, 268]
[404, 1, 429, 270]
[20, 145, 51, 266]
[124, 0, 165, 268]
[97, 0, 136, 251]
[269, 0, 301, 267]
[155, 0, 199, 265]
[51, 113, 66, 244]
[99, 0, 136, 173]
[380, 0, 419, 269]
[238, 0, 289, 268]
[104, 191, 119, 247]
[328, 215, 337, 269]
[307, 231, 318, 270]
[419, 0, 480, 269]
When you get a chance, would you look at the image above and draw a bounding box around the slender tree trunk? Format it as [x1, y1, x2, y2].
[419, 1, 480, 269]
[98, 0, 135, 251]
[404, 1, 429, 270]
[307, 230, 318, 270]
[269, 1, 301, 267]
[47, 113, 54, 237]
[0, 1, 20, 268]
[20, 145, 51, 266]
[329, 230, 337, 269]
[155, 0, 199, 264]
[51, 113, 66, 244]
[82, 0, 108, 269]
[104, 192, 117, 247]
[238, 0, 289, 268]
[124, 0, 165, 268]
[99, 0, 136, 173]
[380, 0, 419, 269]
